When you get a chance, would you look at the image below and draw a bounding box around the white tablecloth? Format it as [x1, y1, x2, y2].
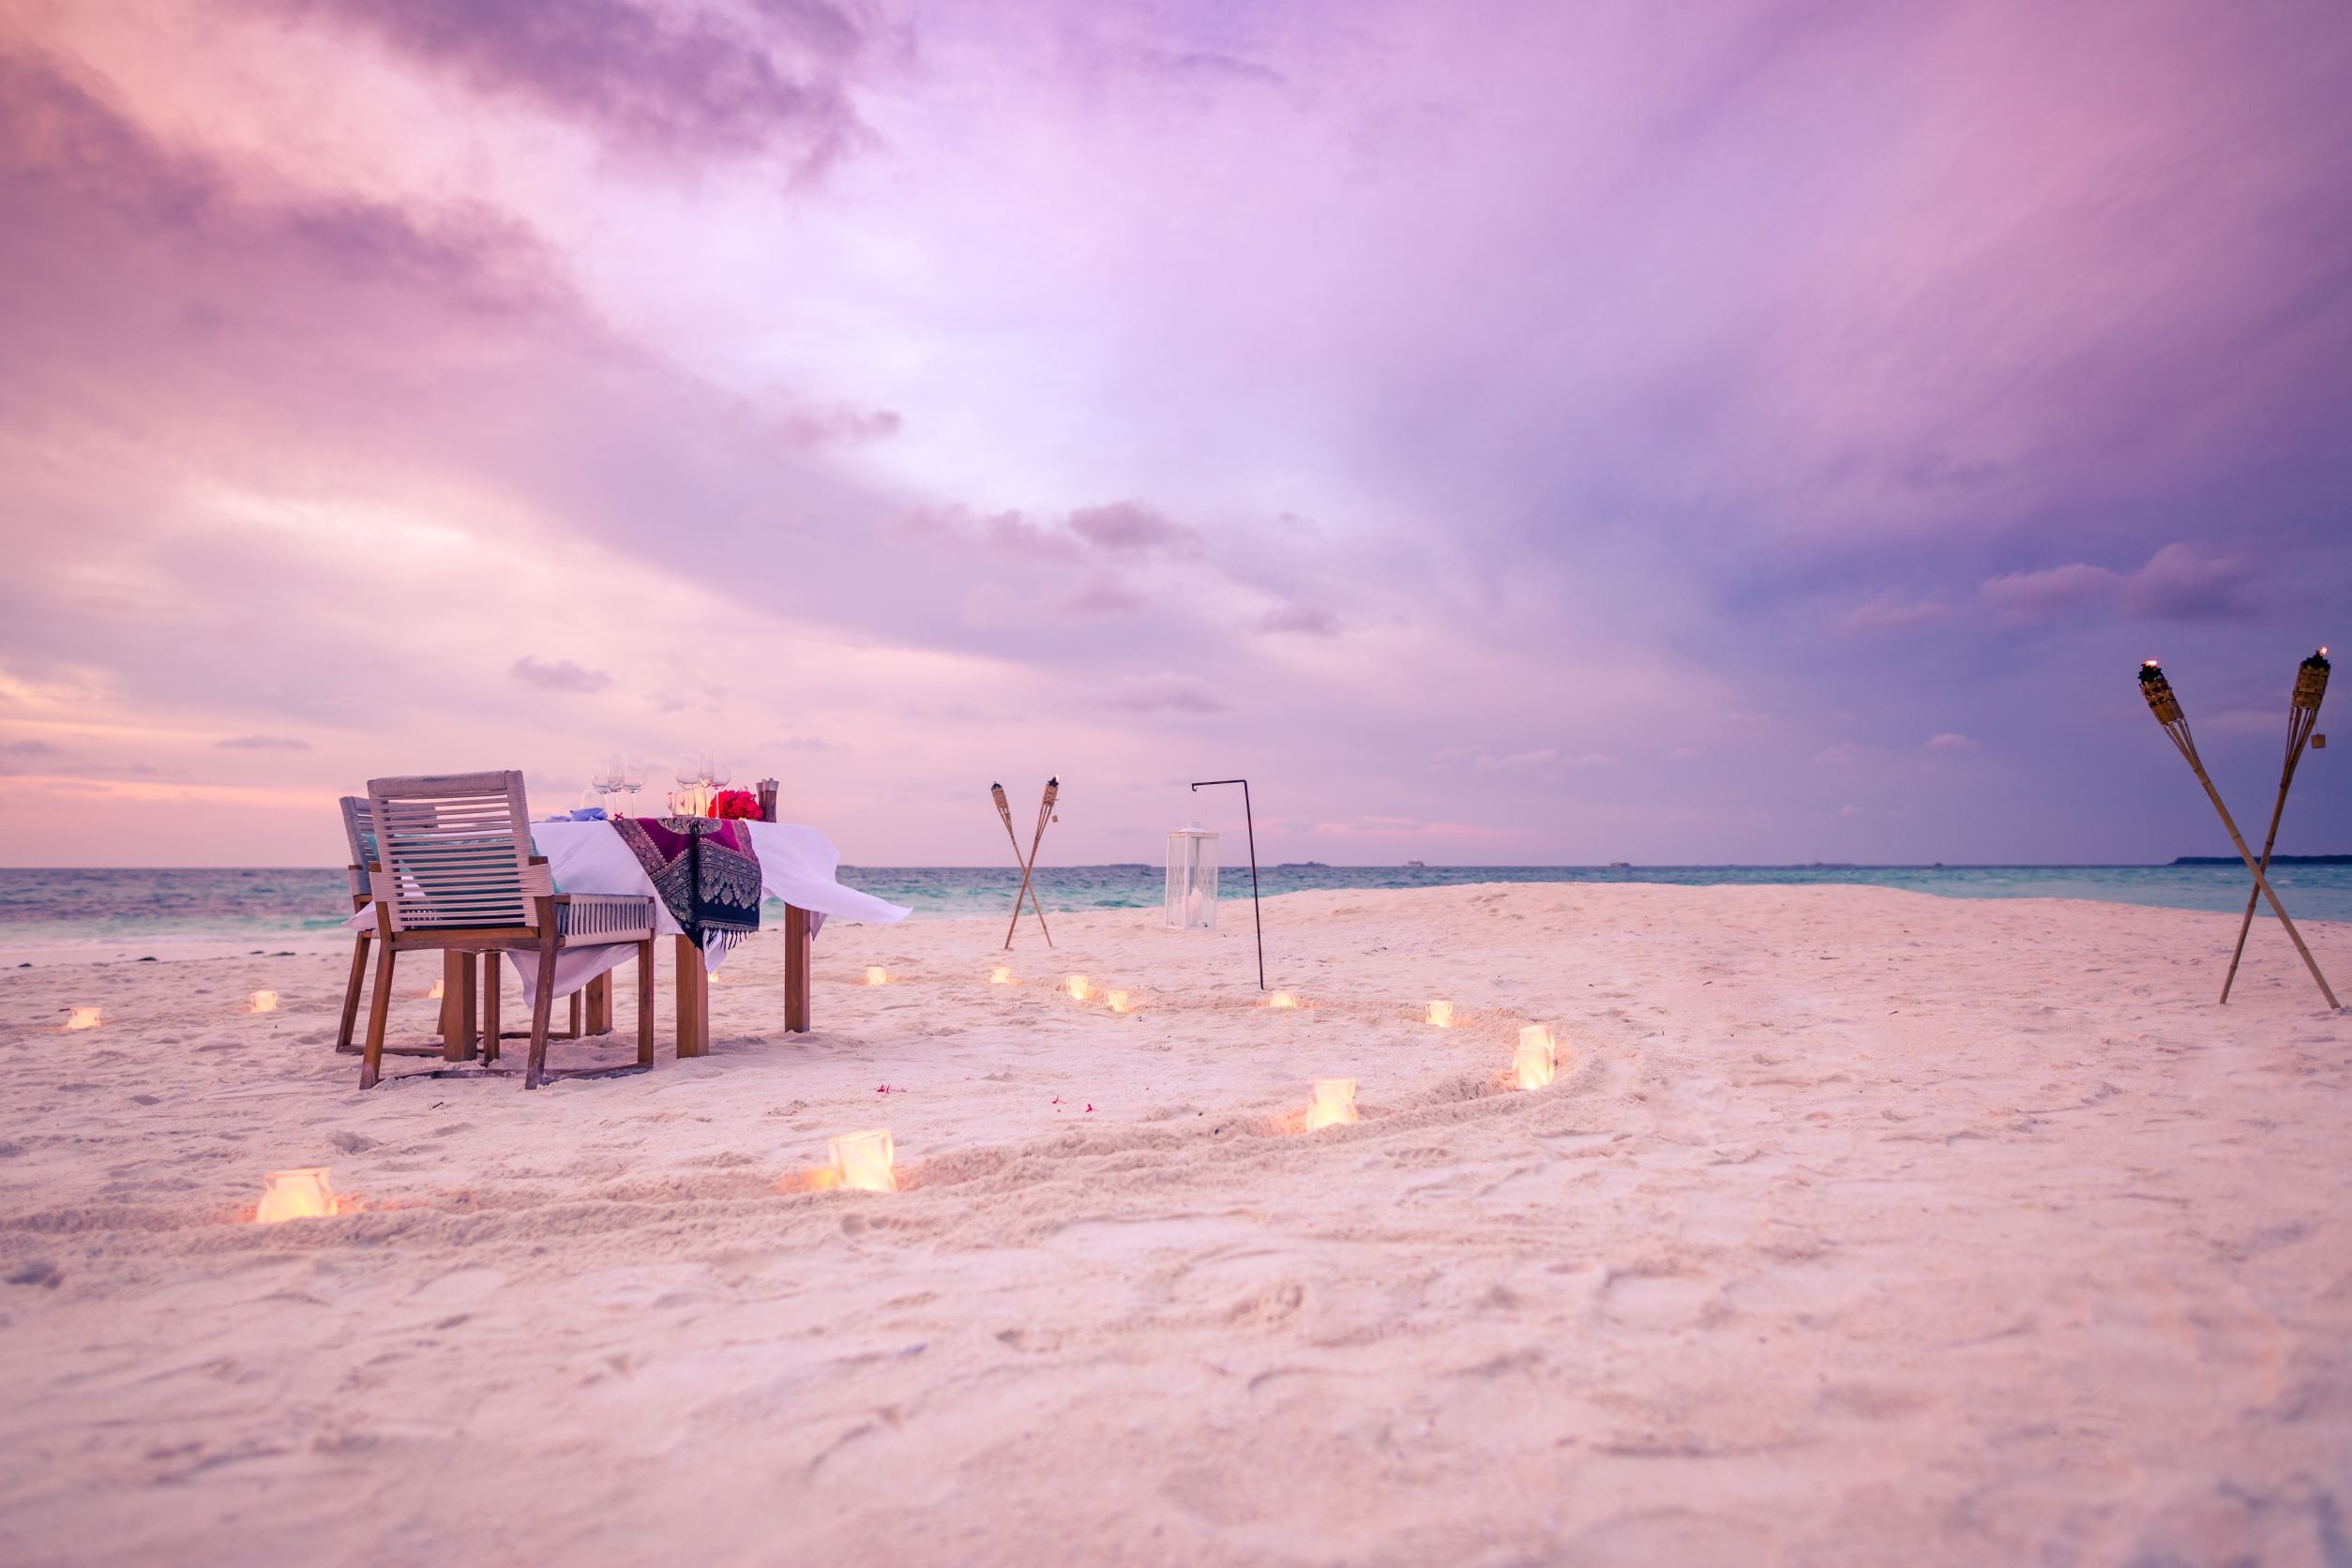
[348, 820, 908, 998]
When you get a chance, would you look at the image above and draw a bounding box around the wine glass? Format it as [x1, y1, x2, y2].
[620, 756, 644, 807]
[707, 752, 731, 791]
[675, 752, 701, 816]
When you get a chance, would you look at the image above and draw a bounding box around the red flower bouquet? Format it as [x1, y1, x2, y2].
[708, 789, 763, 821]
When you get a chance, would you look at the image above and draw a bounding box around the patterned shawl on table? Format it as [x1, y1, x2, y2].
[611, 817, 762, 952]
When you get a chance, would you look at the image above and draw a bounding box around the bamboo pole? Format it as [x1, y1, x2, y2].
[2220, 650, 2328, 1002]
[992, 778, 1056, 949]
[2140, 661, 2339, 1010]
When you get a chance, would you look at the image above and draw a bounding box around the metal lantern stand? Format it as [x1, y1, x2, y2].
[1190, 777, 1264, 990]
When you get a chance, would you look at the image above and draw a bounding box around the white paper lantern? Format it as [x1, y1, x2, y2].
[1166, 823, 1218, 929]
[256, 1167, 336, 1223]
[828, 1129, 897, 1193]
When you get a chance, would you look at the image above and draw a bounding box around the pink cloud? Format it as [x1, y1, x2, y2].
[241, 0, 873, 171]
[1066, 502, 1198, 556]
[510, 656, 613, 693]
[1838, 592, 1952, 636]
[1108, 675, 1224, 714]
[772, 398, 903, 450]
[1256, 602, 1340, 636]
[1980, 543, 2254, 625]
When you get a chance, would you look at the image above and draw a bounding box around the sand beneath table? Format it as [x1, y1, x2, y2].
[1, 883, 2348, 1565]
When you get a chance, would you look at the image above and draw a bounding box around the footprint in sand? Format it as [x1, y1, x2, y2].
[1596, 1267, 1719, 1331]
[401, 1265, 505, 1312]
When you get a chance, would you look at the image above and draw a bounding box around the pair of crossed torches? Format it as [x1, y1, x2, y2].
[990, 776, 1059, 950]
[2140, 649, 2339, 1009]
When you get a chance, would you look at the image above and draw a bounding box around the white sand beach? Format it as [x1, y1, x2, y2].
[2, 883, 2348, 1565]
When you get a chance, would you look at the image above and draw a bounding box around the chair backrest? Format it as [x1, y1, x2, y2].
[338, 792, 378, 874]
[365, 771, 549, 934]
[337, 795, 377, 898]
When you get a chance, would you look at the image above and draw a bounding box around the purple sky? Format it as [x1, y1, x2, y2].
[2, 0, 2347, 867]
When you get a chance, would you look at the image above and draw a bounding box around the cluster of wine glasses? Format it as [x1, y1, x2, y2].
[671, 752, 730, 815]
[576, 753, 736, 817]
[580, 756, 646, 814]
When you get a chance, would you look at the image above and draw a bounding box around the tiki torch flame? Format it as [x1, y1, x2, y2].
[2295, 647, 2331, 714]
[2139, 660, 2183, 725]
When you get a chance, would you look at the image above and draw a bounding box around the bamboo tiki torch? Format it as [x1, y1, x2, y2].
[2139, 660, 2339, 1009]
[993, 777, 1058, 949]
[2220, 647, 2330, 1003]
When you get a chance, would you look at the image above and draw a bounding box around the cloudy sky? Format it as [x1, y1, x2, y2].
[2, 0, 2347, 867]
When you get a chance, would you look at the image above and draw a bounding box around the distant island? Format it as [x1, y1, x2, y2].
[2173, 854, 2351, 866]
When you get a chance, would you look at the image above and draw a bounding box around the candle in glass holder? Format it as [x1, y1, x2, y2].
[865, 966, 890, 987]
[1106, 989, 1131, 1014]
[1426, 1000, 1455, 1028]
[256, 1167, 336, 1223]
[1306, 1078, 1358, 1130]
[65, 1006, 102, 1032]
[249, 990, 279, 1014]
[990, 965, 1013, 985]
[1066, 975, 1091, 1002]
[1514, 1025, 1556, 1090]
[1268, 991, 1299, 1009]
[828, 1129, 897, 1193]
[427, 978, 445, 1001]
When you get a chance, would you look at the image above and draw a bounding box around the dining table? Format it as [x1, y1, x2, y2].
[352, 817, 909, 1058]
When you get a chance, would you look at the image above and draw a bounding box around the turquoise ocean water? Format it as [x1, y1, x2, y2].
[3, 863, 2347, 959]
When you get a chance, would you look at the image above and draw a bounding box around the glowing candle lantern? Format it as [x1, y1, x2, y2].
[1066, 975, 1091, 1002]
[427, 978, 445, 1001]
[866, 966, 890, 987]
[990, 965, 1013, 985]
[256, 1166, 336, 1223]
[65, 1006, 102, 1032]
[1426, 1000, 1455, 1028]
[1306, 1078, 1358, 1130]
[1107, 989, 1131, 1014]
[1268, 991, 1299, 1009]
[249, 990, 279, 1014]
[1515, 1025, 1557, 1090]
[828, 1129, 897, 1193]
[1166, 823, 1219, 929]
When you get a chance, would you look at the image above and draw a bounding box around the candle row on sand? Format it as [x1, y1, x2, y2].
[61, 990, 283, 1032]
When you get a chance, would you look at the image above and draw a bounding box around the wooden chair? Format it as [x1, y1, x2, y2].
[335, 794, 483, 1060]
[359, 771, 656, 1091]
[333, 795, 377, 1055]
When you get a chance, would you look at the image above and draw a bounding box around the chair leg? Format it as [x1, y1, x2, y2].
[481, 953, 502, 1064]
[523, 940, 559, 1091]
[637, 941, 656, 1067]
[336, 930, 370, 1054]
[360, 942, 397, 1090]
